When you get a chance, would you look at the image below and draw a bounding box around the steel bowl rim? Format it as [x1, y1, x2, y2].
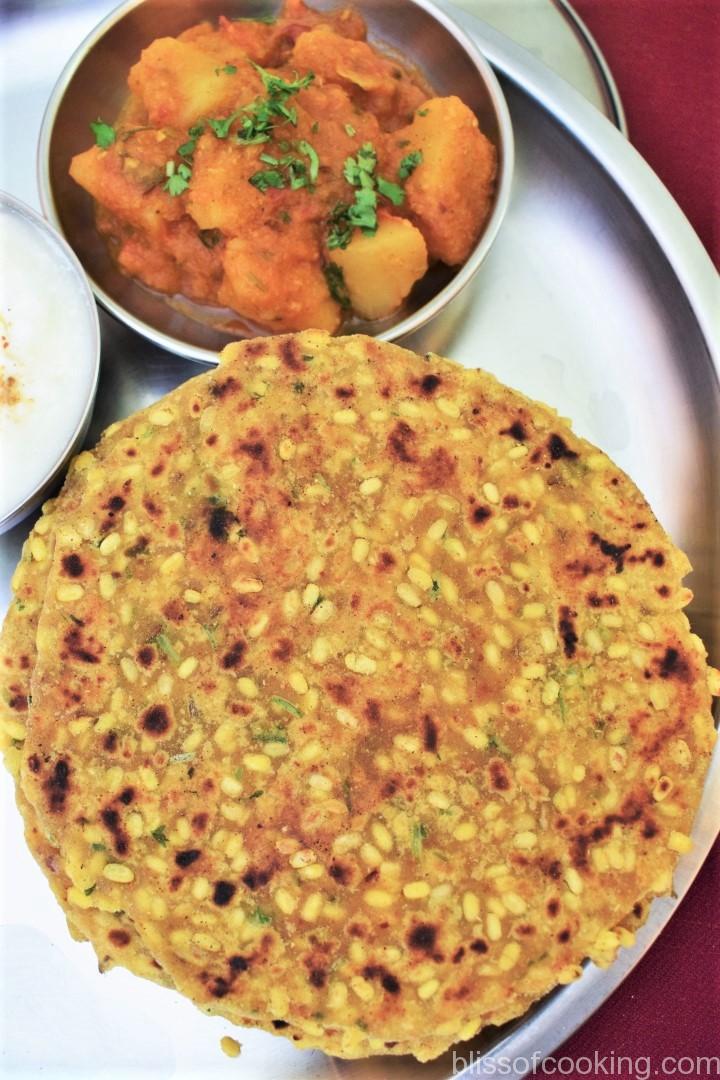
[37, 0, 514, 366]
[0, 189, 101, 534]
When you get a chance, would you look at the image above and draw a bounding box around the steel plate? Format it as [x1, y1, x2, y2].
[1, 5, 718, 1080]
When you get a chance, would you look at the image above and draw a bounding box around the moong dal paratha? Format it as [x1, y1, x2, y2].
[4, 331, 718, 1061]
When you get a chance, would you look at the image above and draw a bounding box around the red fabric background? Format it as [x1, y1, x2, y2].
[540, 3, 720, 1076]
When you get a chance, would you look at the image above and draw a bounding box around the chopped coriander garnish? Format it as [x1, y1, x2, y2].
[249, 905, 272, 923]
[235, 65, 314, 145]
[164, 171, 190, 197]
[270, 696, 303, 718]
[344, 123, 356, 137]
[248, 789, 264, 799]
[327, 141, 407, 249]
[398, 149, 423, 179]
[323, 262, 351, 309]
[250, 140, 319, 194]
[91, 842, 107, 852]
[376, 176, 404, 206]
[84, 884, 96, 896]
[202, 623, 218, 649]
[249, 168, 286, 192]
[430, 578, 441, 599]
[278, 209, 292, 224]
[417, 107, 429, 116]
[215, 63, 238, 76]
[293, 380, 305, 392]
[90, 119, 116, 149]
[411, 821, 428, 857]
[151, 825, 168, 846]
[253, 726, 289, 743]
[208, 109, 244, 139]
[298, 140, 319, 183]
[311, 120, 320, 134]
[234, 12, 276, 22]
[151, 631, 180, 664]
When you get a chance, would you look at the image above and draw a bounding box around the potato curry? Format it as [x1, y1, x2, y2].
[70, 0, 496, 333]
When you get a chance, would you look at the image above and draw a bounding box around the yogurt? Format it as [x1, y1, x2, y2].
[0, 197, 99, 530]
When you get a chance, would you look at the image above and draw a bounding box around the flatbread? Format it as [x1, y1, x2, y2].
[4, 331, 717, 1060]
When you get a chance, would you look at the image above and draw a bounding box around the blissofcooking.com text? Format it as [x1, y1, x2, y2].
[451, 1051, 720, 1078]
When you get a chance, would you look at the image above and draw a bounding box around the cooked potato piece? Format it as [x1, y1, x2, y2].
[329, 214, 427, 320]
[221, 226, 341, 333]
[128, 38, 252, 130]
[69, 147, 183, 237]
[292, 27, 401, 118]
[386, 96, 496, 265]
[186, 135, 268, 235]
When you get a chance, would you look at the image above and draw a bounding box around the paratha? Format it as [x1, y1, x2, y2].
[2, 331, 717, 1061]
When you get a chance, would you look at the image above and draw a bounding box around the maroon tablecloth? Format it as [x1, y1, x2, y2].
[545, 3, 720, 1075]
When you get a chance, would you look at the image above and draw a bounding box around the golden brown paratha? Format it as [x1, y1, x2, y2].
[4, 331, 716, 1060]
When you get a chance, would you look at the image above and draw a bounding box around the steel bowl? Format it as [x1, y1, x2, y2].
[0, 190, 100, 534]
[38, 0, 514, 365]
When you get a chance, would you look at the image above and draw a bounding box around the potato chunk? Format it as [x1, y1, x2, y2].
[329, 214, 428, 321]
[69, 146, 183, 237]
[291, 26, 419, 122]
[128, 38, 250, 130]
[386, 97, 496, 265]
[221, 225, 341, 333]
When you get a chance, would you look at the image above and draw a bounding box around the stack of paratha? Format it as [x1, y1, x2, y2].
[1, 332, 717, 1061]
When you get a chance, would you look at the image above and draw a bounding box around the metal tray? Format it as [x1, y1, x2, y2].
[1, 5, 718, 1079]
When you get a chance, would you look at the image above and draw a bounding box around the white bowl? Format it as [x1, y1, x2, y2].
[0, 191, 100, 533]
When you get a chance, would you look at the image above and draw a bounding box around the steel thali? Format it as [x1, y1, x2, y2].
[0, 2, 718, 1077]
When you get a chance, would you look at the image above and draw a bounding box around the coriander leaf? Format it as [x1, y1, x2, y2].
[248, 789, 264, 799]
[151, 825, 168, 846]
[398, 149, 423, 180]
[348, 186, 377, 234]
[293, 380, 305, 392]
[251, 63, 314, 99]
[377, 176, 404, 206]
[324, 263, 351, 309]
[234, 12, 276, 23]
[270, 695, 303, 717]
[249, 168, 286, 192]
[151, 631, 181, 664]
[84, 884, 96, 896]
[208, 109, 243, 139]
[90, 119, 116, 149]
[417, 107, 429, 116]
[344, 123, 356, 137]
[297, 140, 319, 184]
[253, 726, 289, 743]
[249, 905, 272, 924]
[215, 63, 238, 76]
[411, 820, 428, 858]
[91, 842, 107, 852]
[164, 171, 190, 197]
